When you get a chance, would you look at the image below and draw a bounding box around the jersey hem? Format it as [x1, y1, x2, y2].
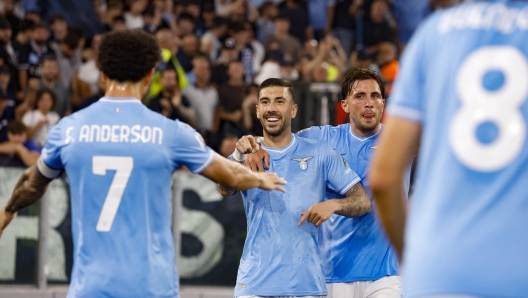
[234, 290, 328, 296]
[326, 273, 399, 283]
[386, 105, 423, 123]
[192, 150, 215, 174]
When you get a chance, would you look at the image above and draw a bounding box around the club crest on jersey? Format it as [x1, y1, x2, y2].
[293, 156, 313, 170]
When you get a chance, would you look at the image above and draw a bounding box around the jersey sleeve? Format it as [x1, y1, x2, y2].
[387, 18, 431, 123]
[169, 120, 215, 174]
[37, 119, 67, 179]
[323, 145, 361, 196]
[296, 125, 329, 140]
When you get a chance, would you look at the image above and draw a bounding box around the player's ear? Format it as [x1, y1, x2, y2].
[291, 103, 298, 119]
[100, 72, 108, 84]
[341, 99, 350, 113]
[256, 104, 261, 119]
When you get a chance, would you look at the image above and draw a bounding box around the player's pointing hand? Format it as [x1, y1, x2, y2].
[257, 172, 287, 192]
[236, 135, 260, 154]
[298, 200, 340, 227]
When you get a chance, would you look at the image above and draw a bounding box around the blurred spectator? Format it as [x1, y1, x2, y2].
[111, 15, 127, 31]
[201, 3, 216, 29]
[220, 134, 238, 158]
[279, 0, 311, 43]
[349, 47, 380, 73]
[0, 120, 40, 166]
[218, 60, 245, 137]
[13, 19, 34, 53]
[229, 0, 259, 23]
[244, 21, 265, 76]
[211, 38, 239, 88]
[254, 49, 282, 85]
[39, 56, 71, 117]
[25, 10, 40, 24]
[0, 0, 25, 20]
[147, 68, 195, 126]
[215, 0, 246, 18]
[0, 91, 15, 142]
[182, 56, 219, 139]
[124, 0, 147, 29]
[307, 0, 336, 41]
[377, 41, 398, 95]
[264, 14, 302, 63]
[99, 0, 124, 32]
[17, 23, 50, 92]
[0, 17, 18, 93]
[49, 14, 68, 45]
[177, 33, 199, 76]
[241, 84, 261, 135]
[231, 22, 255, 84]
[21, 88, 59, 148]
[0, 66, 14, 100]
[280, 58, 299, 81]
[77, 34, 102, 99]
[148, 28, 189, 98]
[256, 2, 278, 43]
[331, 0, 362, 57]
[363, 0, 398, 49]
[142, 9, 159, 34]
[184, 1, 207, 38]
[201, 16, 229, 62]
[176, 13, 196, 38]
[52, 30, 82, 89]
[302, 36, 346, 82]
[79, 76, 105, 110]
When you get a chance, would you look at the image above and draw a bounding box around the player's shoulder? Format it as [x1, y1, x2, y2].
[295, 135, 338, 155]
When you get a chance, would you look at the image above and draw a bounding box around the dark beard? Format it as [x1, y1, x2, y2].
[34, 39, 47, 46]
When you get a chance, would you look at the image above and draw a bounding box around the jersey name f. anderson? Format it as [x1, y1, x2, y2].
[37, 97, 214, 298]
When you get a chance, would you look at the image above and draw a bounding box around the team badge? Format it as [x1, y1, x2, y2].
[293, 157, 313, 170]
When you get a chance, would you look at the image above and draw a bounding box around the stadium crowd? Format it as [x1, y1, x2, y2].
[0, 0, 457, 164]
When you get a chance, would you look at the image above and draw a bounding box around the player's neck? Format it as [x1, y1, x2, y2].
[262, 131, 293, 149]
[104, 80, 144, 101]
[350, 123, 380, 137]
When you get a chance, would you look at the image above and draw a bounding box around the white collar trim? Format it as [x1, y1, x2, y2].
[262, 134, 297, 154]
[349, 124, 383, 142]
[100, 97, 142, 104]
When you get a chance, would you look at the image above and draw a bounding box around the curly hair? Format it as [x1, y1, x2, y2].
[98, 29, 161, 83]
[342, 68, 386, 100]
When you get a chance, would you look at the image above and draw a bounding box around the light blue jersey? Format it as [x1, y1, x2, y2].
[388, 2, 528, 297]
[297, 124, 410, 283]
[37, 97, 214, 298]
[234, 134, 360, 296]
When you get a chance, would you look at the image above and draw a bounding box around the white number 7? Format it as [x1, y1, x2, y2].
[92, 156, 134, 232]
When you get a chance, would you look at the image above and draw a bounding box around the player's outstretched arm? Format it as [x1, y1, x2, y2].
[298, 182, 371, 227]
[202, 153, 286, 194]
[234, 135, 270, 172]
[369, 116, 420, 261]
[0, 165, 52, 238]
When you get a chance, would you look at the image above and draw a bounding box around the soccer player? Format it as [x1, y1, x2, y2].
[220, 78, 371, 298]
[370, 2, 528, 297]
[0, 30, 286, 298]
[242, 68, 410, 297]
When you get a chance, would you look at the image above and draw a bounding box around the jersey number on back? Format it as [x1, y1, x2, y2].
[450, 46, 528, 172]
[92, 156, 134, 232]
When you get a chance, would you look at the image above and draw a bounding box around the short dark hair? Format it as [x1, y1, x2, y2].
[40, 54, 57, 65]
[19, 19, 36, 32]
[7, 120, 27, 135]
[341, 68, 385, 100]
[0, 17, 11, 30]
[113, 15, 126, 24]
[49, 14, 66, 25]
[98, 29, 161, 83]
[60, 31, 80, 50]
[34, 88, 56, 110]
[32, 23, 48, 31]
[178, 13, 195, 23]
[258, 78, 294, 102]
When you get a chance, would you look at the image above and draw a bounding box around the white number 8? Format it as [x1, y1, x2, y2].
[450, 46, 528, 172]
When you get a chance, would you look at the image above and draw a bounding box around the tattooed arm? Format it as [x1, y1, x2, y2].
[298, 182, 371, 227]
[0, 165, 53, 237]
[334, 182, 371, 217]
